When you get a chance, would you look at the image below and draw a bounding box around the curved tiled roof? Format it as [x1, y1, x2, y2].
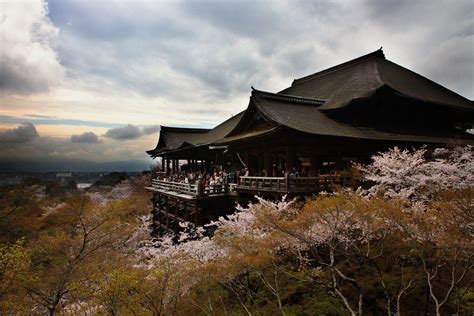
[147, 112, 244, 156]
[253, 96, 474, 144]
[280, 49, 473, 111]
[148, 49, 474, 157]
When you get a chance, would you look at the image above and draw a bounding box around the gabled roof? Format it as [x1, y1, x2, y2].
[251, 91, 474, 144]
[147, 112, 244, 157]
[146, 126, 210, 156]
[280, 49, 473, 111]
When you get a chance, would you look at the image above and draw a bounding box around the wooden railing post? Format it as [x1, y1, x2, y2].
[197, 181, 203, 197]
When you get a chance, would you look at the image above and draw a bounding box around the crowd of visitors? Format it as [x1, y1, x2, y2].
[158, 164, 325, 184]
[159, 167, 240, 188]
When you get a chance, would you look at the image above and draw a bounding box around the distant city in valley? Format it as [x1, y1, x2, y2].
[0, 158, 153, 173]
[0, 170, 145, 185]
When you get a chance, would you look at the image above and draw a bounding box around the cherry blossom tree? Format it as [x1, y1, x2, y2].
[356, 145, 473, 201]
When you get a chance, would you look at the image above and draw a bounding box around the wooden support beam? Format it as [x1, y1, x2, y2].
[264, 150, 272, 177]
[310, 155, 319, 176]
[285, 144, 294, 173]
[166, 158, 170, 174]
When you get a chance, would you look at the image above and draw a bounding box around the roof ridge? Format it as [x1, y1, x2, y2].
[160, 126, 211, 133]
[252, 88, 325, 106]
[291, 48, 385, 87]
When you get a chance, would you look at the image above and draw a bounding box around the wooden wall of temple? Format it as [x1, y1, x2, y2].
[225, 128, 406, 177]
[155, 127, 433, 178]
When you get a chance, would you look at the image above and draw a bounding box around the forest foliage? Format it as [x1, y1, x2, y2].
[0, 146, 473, 315]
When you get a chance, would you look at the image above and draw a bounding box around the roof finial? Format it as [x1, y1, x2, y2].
[377, 47, 385, 59]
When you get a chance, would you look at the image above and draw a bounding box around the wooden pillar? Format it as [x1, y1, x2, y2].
[164, 196, 170, 229]
[285, 145, 294, 173]
[256, 153, 261, 176]
[310, 154, 319, 176]
[161, 157, 165, 171]
[197, 180, 203, 197]
[173, 200, 179, 234]
[272, 153, 277, 176]
[264, 150, 272, 177]
[172, 159, 176, 173]
[175, 201, 180, 231]
[166, 158, 170, 174]
[336, 152, 342, 170]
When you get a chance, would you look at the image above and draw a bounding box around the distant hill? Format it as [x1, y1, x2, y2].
[0, 158, 153, 172]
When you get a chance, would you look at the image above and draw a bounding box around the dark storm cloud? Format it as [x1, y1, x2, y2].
[181, 1, 283, 38]
[44, 0, 473, 108]
[104, 124, 161, 140]
[46, 1, 281, 101]
[71, 131, 101, 143]
[0, 60, 54, 95]
[0, 122, 39, 143]
[142, 125, 160, 135]
[48, 0, 191, 41]
[0, 133, 153, 163]
[104, 124, 142, 140]
[1, 1, 64, 95]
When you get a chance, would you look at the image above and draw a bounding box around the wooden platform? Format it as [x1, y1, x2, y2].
[147, 174, 349, 235]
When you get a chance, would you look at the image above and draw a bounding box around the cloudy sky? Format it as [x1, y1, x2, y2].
[0, 0, 473, 165]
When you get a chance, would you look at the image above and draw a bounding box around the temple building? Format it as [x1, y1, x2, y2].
[146, 49, 474, 234]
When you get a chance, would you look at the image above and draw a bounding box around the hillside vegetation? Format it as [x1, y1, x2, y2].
[0, 146, 473, 315]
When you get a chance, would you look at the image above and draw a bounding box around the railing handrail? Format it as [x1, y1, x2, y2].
[239, 176, 286, 180]
[151, 179, 198, 196]
[238, 174, 348, 192]
[153, 179, 197, 187]
[240, 175, 343, 180]
[151, 179, 230, 197]
[151, 174, 349, 196]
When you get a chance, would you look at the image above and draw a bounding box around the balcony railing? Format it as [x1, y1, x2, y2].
[150, 179, 234, 197]
[238, 176, 286, 192]
[149, 174, 349, 197]
[237, 175, 349, 193]
[151, 179, 198, 195]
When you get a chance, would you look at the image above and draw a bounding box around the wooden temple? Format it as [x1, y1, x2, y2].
[146, 49, 474, 234]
